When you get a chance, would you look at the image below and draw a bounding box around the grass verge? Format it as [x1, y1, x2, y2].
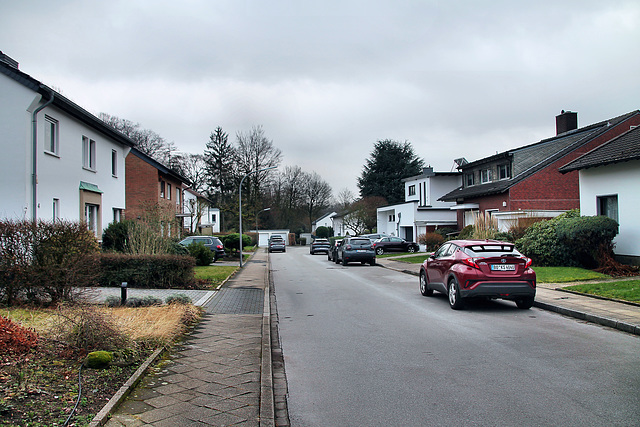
[563, 280, 640, 303]
[392, 255, 430, 264]
[534, 266, 611, 283]
[195, 265, 238, 289]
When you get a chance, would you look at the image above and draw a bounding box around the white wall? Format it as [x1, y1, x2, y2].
[578, 160, 640, 257]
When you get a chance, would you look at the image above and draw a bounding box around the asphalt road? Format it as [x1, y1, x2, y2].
[271, 246, 640, 427]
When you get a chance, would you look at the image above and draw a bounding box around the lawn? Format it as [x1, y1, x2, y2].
[195, 265, 238, 288]
[392, 254, 430, 264]
[563, 280, 640, 302]
[533, 266, 611, 283]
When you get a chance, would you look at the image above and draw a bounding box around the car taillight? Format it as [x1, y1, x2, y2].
[217, 245, 223, 249]
[524, 257, 532, 268]
[346, 245, 352, 250]
[462, 257, 481, 269]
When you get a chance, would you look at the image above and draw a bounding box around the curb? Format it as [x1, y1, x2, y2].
[377, 260, 640, 337]
[260, 251, 274, 426]
[88, 346, 166, 427]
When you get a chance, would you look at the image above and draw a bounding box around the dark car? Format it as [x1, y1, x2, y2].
[419, 239, 536, 310]
[327, 239, 343, 262]
[372, 236, 419, 255]
[335, 237, 376, 266]
[358, 233, 388, 243]
[310, 238, 331, 255]
[268, 236, 286, 253]
[179, 236, 225, 261]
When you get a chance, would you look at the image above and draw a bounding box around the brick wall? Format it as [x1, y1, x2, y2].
[125, 154, 159, 220]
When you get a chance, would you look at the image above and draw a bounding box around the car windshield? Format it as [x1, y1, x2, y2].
[463, 244, 522, 258]
[350, 239, 371, 246]
[314, 239, 329, 243]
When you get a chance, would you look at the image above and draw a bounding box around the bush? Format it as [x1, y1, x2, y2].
[315, 226, 331, 238]
[418, 233, 444, 251]
[458, 225, 474, 240]
[85, 350, 114, 369]
[493, 231, 514, 242]
[221, 234, 252, 254]
[0, 219, 100, 305]
[434, 228, 458, 239]
[104, 295, 121, 307]
[99, 253, 195, 288]
[141, 295, 163, 306]
[0, 316, 38, 356]
[515, 210, 617, 268]
[187, 242, 214, 266]
[125, 297, 143, 307]
[102, 220, 134, 253]
[166, 293, 192, 305]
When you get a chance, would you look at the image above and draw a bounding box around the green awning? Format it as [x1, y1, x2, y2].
[79, 181, 103, 193]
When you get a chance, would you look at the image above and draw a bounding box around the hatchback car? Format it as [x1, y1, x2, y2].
[327, 239, 343, 262]
[419, 239, 536, 310]
[268, 236, 286, 253]
[334, 237, 376, 266]
[310, 238, 331, 255]
[179, 236, 225, 261]
[372, 236, 419, 255]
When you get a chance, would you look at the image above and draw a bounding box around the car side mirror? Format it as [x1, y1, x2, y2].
[429, 254, 436, 260]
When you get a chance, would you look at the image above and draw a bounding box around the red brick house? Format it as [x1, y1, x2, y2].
[125, 147, 191, 236]
[440, 110, 640, 231]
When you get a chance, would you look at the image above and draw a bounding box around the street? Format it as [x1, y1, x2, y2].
[271, 246, 640, 427]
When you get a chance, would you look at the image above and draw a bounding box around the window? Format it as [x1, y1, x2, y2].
[481, 169, 492, 183]
[498, 164, 511, 180]
[167, 183, 172, 200]
[82, 136, 96, 170]
[389, 214, 396, 222]
[53, 198, 59, 221]
[85, 204, 98, 236]
[45, 116, 59, 155]
[211, 213, 217, 222]
[111, 150, 118, 177]
[408, 185, 416, 196]
[113, 208, 122, 223]
[176, 188, 181, 206]
[160, 181, 165, 198]
[597, 195, 618, 222]
[465, 173, 475, 186]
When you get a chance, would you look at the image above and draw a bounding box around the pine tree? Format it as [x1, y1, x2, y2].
[204, 127, 237, 229]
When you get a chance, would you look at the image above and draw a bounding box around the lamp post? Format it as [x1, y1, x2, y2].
[239, 166, 276, 267]
[256, 207, 271, 246]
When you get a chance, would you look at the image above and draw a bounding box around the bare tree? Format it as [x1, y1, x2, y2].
[172, 153, 207, 193]
[335, 188, 356, 211]
[302, 172, 332, 230]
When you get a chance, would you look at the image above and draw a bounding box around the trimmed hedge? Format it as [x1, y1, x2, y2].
[99, 253, 195, 288]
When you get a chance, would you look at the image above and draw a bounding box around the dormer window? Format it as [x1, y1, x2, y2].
[465, 173, 475, 187]
[408, 185, 416, 196]
[481, 169, 492, 183]
[498, 164, 511, 180]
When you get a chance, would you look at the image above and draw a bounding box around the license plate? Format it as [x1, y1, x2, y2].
[357, 250, 366, 253]
[491, 264, 516, 271]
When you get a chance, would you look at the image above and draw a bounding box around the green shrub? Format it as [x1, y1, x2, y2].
[99, 253, 195, 288]
[434, 228, 457, 239]
[124, 297, 143, 307]
[221, 234, 252, 254]
[187, 242, 214, 266]
[493, 231, 514, 242]
[104, 295, 121, 307]
[166, 293, 192, 305]
[315, 226, 331, 238]
[102, 220, 134, 253]
[141, 295, 163, 306]
[85, 351, 113, 369]
[458, 225, 474, 240]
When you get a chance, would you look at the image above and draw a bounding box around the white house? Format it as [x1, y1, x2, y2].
[559, 126, 640, 265]
[182, 188, 220, 234]
[331, 211, 360, 237]
[311, 211, 336, 233]
[377, 167, 461, 242]
[0, 52, 133, 240]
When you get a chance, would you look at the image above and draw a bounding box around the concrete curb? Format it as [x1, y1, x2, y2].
[260, 251, 275, 426]
[377, 260, 640, 336]
[88, 346, 166, 427]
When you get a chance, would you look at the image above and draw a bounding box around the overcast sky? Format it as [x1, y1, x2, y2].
[2, 0, 639, 197]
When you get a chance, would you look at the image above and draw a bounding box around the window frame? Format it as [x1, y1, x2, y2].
[111, 150, 118, 177]
[498, 164, 511, 180]
[408, 185, 416, 196]
[597, 194, 619, 222]
[465, 172, 475, 187]
[82, 136, 96, 171]
[44, 115, 59, 156]
[481, 168, 492, 184]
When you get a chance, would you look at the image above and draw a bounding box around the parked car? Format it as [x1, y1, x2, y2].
[268, 236, 286, 253]
[179, 236, 225, 261]
[328, 239, 343, 262]
[358, 233, 388, 243]
[372, 236, 419, 255]
[419, 239, 536, 310]
[334, 237, 376, 266]
[310, 238, 331, 255]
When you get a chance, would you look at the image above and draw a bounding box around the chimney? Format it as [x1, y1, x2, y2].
[422, 166, 434, 176]
[556, 110, 578, 135]
[0, 51, 19, 69]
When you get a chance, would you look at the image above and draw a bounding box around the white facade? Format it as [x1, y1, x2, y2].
[1, 58, 131, 239]
[377, 168, 461, 243]
[577, 160, 640, 259]
[182, 189, 220, 234]
[312, 211, 336, 233]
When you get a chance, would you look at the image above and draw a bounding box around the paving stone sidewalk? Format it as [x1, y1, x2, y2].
[103, 250, 272, 427]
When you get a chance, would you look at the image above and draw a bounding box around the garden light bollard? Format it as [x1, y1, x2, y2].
[121, 282, 127, 306]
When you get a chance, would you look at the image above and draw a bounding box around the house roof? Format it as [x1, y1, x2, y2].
[313, 211, 337, 224]
[402, 168, 460, 182]
[559, 125, 640, 172]
[184, 187, 214, 204]
[130, 147, 191, 185]
[0, 52, 136, 148]
[439, 111, 640, 201]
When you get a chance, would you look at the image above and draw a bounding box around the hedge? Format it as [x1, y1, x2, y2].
[99, 253, 195, 288]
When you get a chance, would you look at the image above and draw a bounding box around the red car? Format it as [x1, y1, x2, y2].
[419, 239, 536, 310]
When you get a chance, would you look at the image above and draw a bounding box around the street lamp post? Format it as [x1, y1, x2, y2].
[239, 166, 276, 267]
[256, 207, 271, 246]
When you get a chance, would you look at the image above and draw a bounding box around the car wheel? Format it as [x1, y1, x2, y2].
[342, 257, 348, 266]
[408, 246, 416, 253]
[419, 271, 433, 296]
[448, 277, 465, 310]
[328, 253, 331, 261]
[376, 247, 384, 255]
[515, 296, 534, 309]
[334, 255, 340, 264]
[370, 259, 376, 266]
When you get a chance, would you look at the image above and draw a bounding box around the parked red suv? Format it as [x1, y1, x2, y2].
[419, 239, 536, 310]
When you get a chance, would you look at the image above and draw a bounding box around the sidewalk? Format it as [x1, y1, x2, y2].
[376, 257, 640, 336]
[100, 249, 274, 427]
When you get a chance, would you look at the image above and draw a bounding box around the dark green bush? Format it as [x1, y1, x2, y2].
[315, 226, 331, 238]
[187, 242, 214, 266]
[493, 231, 514, 242]
[458, 225, 474, 240]
[102, 220, 134, 253]
[99, 253, 195, 288]
[516, 210, 616, 267]
[434, 227, 457, 239]
[125, 297, 143, 307]
[221, 234, 252, 254]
